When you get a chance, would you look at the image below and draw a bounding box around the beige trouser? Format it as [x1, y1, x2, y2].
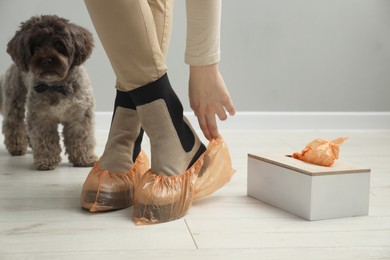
[84, 0, 173, 91]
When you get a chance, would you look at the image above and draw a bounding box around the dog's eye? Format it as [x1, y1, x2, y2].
[54, 42, 67, 54]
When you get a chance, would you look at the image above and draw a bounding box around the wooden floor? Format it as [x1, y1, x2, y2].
[0, 129, 389, 259]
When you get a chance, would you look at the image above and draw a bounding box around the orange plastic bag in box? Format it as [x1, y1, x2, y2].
[292, 137, 347, 166]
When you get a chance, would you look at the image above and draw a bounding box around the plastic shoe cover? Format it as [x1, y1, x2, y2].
[292, 137, 347, 167]
[133, 136, 234, 225]
[80, 150, 149, 212]
[193, 137, 234, 200]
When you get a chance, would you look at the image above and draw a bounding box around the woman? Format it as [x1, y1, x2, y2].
[80, 0, 235, 224]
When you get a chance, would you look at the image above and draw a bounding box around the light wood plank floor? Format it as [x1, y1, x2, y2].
[0, 129, 389, 259]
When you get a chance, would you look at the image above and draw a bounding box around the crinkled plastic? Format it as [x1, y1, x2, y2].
[133, 136, 234, 225]
[292, 137, 347, 166]
[80, 150, 149, 212]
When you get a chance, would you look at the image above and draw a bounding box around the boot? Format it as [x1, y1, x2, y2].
[129, 73, 206, 176]
[128, 74, 208, 223]
[80, 90, 149, 212]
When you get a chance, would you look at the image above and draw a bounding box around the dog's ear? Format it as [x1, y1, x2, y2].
[7, 25, 30, 72]
[70, 24, 94, 66]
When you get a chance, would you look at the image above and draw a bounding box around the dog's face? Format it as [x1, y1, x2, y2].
[7, 15, 94, 82]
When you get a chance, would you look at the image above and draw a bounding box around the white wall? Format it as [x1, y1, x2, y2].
[1, 0, 389, 112]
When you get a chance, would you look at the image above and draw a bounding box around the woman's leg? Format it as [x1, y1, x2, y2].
[84, 0, 167, 90]
[81, 0, 169, 211]
[148, 0, 173, 58]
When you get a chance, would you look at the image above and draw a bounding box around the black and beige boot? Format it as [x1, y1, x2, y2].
[129, 74, 206, 177]
[80, 91, 149, 212]
[128, 74, 210, 223]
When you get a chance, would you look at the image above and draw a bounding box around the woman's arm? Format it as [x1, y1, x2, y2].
[186, 0, 235, 140]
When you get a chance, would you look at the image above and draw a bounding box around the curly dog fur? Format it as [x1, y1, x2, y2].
[0, 15, 97, 170]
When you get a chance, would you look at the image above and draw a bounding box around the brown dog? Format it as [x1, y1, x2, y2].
[0, 15, 97, 170]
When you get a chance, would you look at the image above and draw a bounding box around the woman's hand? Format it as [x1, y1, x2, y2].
[189, 63, 236, 140]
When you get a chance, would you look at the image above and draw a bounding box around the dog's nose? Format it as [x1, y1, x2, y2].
[42, 58, 53, 66]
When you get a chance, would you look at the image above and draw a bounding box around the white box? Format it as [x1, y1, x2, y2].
[247, 154, 371, 220]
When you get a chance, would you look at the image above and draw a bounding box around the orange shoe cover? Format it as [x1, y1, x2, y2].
[133, 136, 234, 225]
[80, 150, 149, 212]
[292, 137, 347, 166]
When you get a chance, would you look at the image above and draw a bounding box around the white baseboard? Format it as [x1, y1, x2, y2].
[95, 111, 390, 131]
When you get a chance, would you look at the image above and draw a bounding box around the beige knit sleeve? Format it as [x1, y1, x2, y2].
[185, 0, 221, 66]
